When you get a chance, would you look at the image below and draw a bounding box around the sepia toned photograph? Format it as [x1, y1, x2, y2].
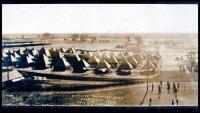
[2, 4, 198, 106]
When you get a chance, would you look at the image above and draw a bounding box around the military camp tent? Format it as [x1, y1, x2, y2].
[107, 56, 119, 68]
[53, 58, 70, 71]
[95, 60, 112, 74]
[123, 50, 131, 56]
[149, 55, 158, 68]
[2, 52, 8, 58]
[39, 47, 51, 58]
[34, 54, 51, 69]
[133, 54, 143, 64]
[49, 47, 57, 55]
[50, 49, 63, 60]
[66, 54, 81, 67]
[30, 48, 39, 56]
[6, 55, 18, 66]
[13, 52, 21, 60]
[73, 59, 90, 73]
[18, 54, 34, 68]
[7, 49, 14, 56]
[87, 55, 100, 68]
[117, 52, 126, 63]
[140, 51, 147, 59]
[140, 61, 156, 75]
[27, 53, 35, 60]
[109, 52, 117, 58]
[93, 52, 102, 58]
[16, 48, 25, 56]
[127, 56, 138, 68]
[66, 48, 76, 53]
[117, 59, 133, 75]
[152, 53, 160, 62]
[59, 48, 67, 53]
[101, 52, 110, 61]
[79, 51, 92, 61]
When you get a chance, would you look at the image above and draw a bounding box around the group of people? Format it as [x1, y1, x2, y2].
[148, 81, 180, 106]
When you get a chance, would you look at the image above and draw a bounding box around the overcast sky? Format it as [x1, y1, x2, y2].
[2, 4, 198, 34]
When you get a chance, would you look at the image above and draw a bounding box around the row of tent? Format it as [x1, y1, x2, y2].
[2, 47, 161, 75]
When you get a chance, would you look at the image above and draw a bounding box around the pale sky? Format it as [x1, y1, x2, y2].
[2, 4, 198, 34]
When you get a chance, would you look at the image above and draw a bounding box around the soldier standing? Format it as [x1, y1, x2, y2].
[172, 99, 174, 105]
[176, 98, 179, 105]
[158, 85, 161, 98]
[151, 83, 154, 92]
[149, 97, 152, 106]
[177, 83, 179, 92]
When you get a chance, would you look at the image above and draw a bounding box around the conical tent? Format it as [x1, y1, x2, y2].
[133, 54, 143, 63]
[109, 52, 117, 58]
[87, 55, 100, 68]
[27, 53, 35, 60]
[5, 55, 18, 66]
[140, 61, 155, 71]
[117, 52, 125, 62]
[66, 48, 76, 53]
[96, 59, 111, 69]
[51, 49, 63, 59]
[79, 51, 92, 61]
[10, 55, 18, 63]
[140, 61, 156, 75]
[49, 47, 57, 55]
[117, 59, 133, 72]
[73, 59, 90, 72]
[66, 54, 81, 67]
[152, 53, 160, 62]
[17, 48, 25, 56]
[123, 50, 131, 56]
[34, 54, 51, 69]
[95, 60, 112, 74]
[13, 52, 21, 59]
[59, 48, 67, 53]
[39, 47, 51, 58]
[93, 52, 102, 58]
[23, 48, 31, 54]
[127, 56, 138, 68]
[140, 51, 147, 59]
[3, 49, 9, 54]
[101, 52, 110, 61]
[80, 50, 87, 54]
[31, 48, 39, 56]
[107, 56, 119, 68]
[18, 55, 34, 68]
[2, 52, 8, 58]
[149, 55, 158, 67]
[7, 49, 14, 56]
[53, 58, 70, 71]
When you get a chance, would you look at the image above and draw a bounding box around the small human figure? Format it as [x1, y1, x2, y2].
[158, 85, 161, 98]
[149, 97, 152, 106]
[168, 81, 171, 93]
[160, 80, 162, 86]
[176, 98, 179, 105]
[172, 100, 174, 105]
[177, 83, 179, 91]
[151, 83, 154, 92]
[173, 82, 176, 93]
[166, 81, 169, 89]
[174, 87, 178, 98]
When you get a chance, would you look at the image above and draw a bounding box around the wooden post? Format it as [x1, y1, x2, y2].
[147, 54, 149, 92]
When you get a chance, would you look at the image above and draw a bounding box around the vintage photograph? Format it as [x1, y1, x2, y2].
[2, 4, 198, 106]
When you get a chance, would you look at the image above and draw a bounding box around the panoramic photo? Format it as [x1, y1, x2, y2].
[2, 4, 198, 106]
